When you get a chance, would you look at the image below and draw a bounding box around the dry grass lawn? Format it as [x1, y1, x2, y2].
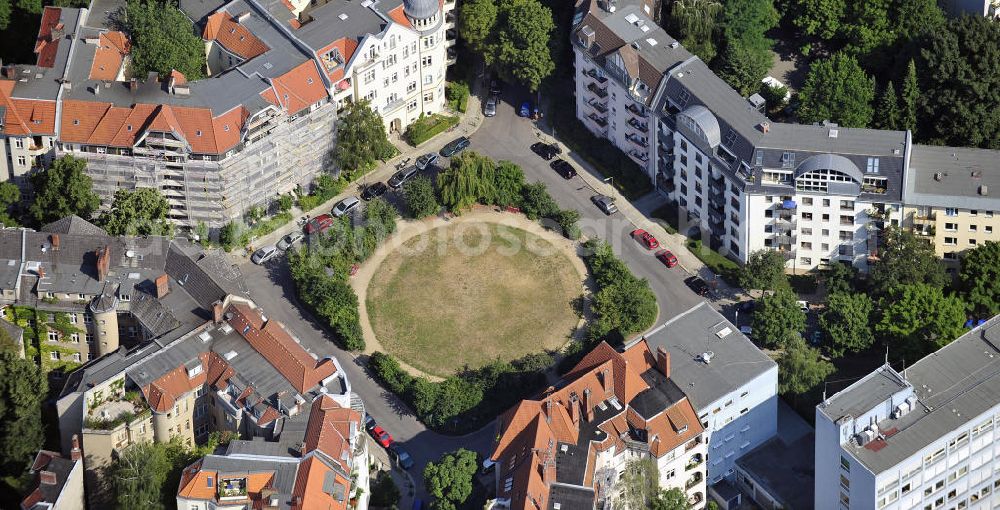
[366, 222, 582, 377]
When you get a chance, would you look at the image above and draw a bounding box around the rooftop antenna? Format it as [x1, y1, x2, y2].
[884, 345, 889, 366]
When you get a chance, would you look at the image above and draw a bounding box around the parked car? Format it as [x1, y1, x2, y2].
[481, 458, 496, 475]
[440, 136, 470, 157]
[412, 499, 427, 510]
[630, 229, 659, 250]
[416, 153, 439, 170]
[530, 142, 561, 160]
[332, 196, 360, 217]
[739, 325, 753, 338]
[484, 96, 497, 117]
[370, 425, 393, 448]
[277, 232, 304, 251]
[550, 158, 577, 179]
[388, 444, 415, 469]
[489, 78, 503, 96]
[685, 276, 710, 296]
[518, 101, 532, 117]
[655, 249, 678, 268]
[361, 182, 388, 201]
[251, 245, 278, 265]
[363, 414, 376, 432]
[388, 166, 419, 188]
[591, 195, 618, 215]
[304, 214, 334, 235]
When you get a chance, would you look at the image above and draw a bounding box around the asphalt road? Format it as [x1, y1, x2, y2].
[236, 91, 718, 503]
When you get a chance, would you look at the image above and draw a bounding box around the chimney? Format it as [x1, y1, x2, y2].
[545, 400, 552, 424]
[50, 234, 60, 251]
[70, 434, 82, 461]
[37, 266, 45, 279]
[212, 301, 224, 323]
[155, 274, 169, 298]
[980, 185, 988, 196]
[569, 395, 580, 425]
[583, 388, 593, 422]
[656, 347, 670, 378]
[39, 470, 57, 485]
[96, 246, 110, 282]
[129, 78, 138, 91]
[759, 121, 770, 133]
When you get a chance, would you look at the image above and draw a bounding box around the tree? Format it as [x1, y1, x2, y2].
[651, 488, 692, 510]
[891, 0, 945, 45]
[591, 275, 658, 339]
[28, 155, 101, 225]
[916, 16, 1000, 148]
[752, 288, 806, 349]
[362, 197, 398, 239]
[99, 188, 171, 236]
[369, 471, 401, 508]
[438, 151, 494, 212]
[0, 181, 20, 226]
[792, 0, 846, 39]
[778, 334, 834, 395]
[797, 52, 875, 128]
[716, 0, 778, 94]
[493, 0, 555, 91]
[721, 0, 778, 47]
[0, 351, 46, 470]
[667, 0, 723, 63]
[959, 241, 1000, 316]
[458, 0, 496, 55]
[403, 176, 439, 218]
[423, 448, 478, 510]
[874, 81, 901, 130]
[492, 161, 525, 207]
[759, 82, 789, 113]
[278, 194, 294, 212]
[518, 182, 559, 220]
[840, 0, 893, 61]
[121, 0, 206, 80]
[869, 225, 946, 296]
[820, 292, 874, 357]
[716, 42, 775, 97]
[899, 59, 919, 135]
[0, 0, 11, 30]
[109, 441, 170, 510]
[822, 261, 857, 295]
[739, 249, 788, 294]
[876, 283, 967, 361]
[618, 458, 660, 510]
[334, 100, 396, 178]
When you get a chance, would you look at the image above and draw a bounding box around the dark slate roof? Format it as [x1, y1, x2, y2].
[904, 144, 1000, 210]
[26, 451, 78, 507]
[40, 215, 109, 237]
[548, 483, 594, 510]
[736, 435, 815, 510]
[164, 244, 229, 309]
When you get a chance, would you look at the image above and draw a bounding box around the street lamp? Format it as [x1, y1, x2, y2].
[603, 176, 614, 193]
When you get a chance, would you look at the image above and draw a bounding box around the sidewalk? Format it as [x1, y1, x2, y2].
[231, 87, 487, 262]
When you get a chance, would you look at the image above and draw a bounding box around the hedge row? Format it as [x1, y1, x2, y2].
[405, 114, 460, 146]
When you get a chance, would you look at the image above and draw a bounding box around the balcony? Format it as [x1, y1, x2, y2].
[685, 454, 703, 471]
[586, 99, 608, 114]
[685, 472, 704, 489]
[688, 492, 704, 506]
[586, 113, 608, 128]
[628, 150, 649, 163]
[626, 117, 648, 132]
[584, 68, 608, 84]
[626, 102, 647, 118]
[218, 478, 248, 500]
[626, 134, 648, 148]
[586, 82, 608, 99]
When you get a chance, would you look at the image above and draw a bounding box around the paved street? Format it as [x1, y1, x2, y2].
[235, 88, 746, 504]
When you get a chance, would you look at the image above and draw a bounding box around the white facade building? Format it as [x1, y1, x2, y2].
[633, 302, 779, 485]
[815, 315, 1000, 510]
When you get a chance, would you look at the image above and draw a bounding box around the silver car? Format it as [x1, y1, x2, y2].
[332, 196, 361, 217]
[591, 195, 618, 215]
[484, 96, 497, 117]
[251, 245, 278, 265]
[277, 232, 304, 251]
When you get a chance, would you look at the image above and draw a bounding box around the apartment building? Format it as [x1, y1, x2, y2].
[902, 144, 1000, 271]
[20, 438, 86, 510]
[1, 0, 455, 230]
[488, 340, 709, 510]
[175, 393, 370, 510]
[940, 0, 1000, 17]
[571, 0, 1000, 273]
[635, 302, 778, 484]
[814, 315, 1000, 510]
[0, 216, 247, 374]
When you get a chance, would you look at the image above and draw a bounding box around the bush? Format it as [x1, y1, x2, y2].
[369, 472, 400, 508]
[405, 114, 460, 146]
[403, 176, 440, 218]
[582, 239, 657, 342]
[446, 81, 471, 113]
[686, 239, 740, 285]
[298, 173, 349, 212]
[555, 209, 581, 240]
[278, 194, 294, 212]
[519, 183, 559, 220]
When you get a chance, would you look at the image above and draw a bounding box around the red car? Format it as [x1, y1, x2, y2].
[655, 249, 678, 268]
[304, 214, 334, 235]
[630, 229, 659, 250]
[370, 425, 393, 448]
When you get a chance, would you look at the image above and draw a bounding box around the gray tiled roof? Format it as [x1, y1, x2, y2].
[633, 301, 776, 411]
[27, 451, 78, 507]
[40, 216, 109, 237]
[904, 144, 1000, 210]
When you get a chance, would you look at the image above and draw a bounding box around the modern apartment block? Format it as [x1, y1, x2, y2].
[1, 0, 455, 229]
[571, 0, 998, 273]
[902, 145, 1000, 271]
[814, 315, 1000, 510]
[635, 302, 778, 485]
[488, 340, 709, 509]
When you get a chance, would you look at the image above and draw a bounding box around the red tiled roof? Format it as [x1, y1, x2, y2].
[314, 38, 358, 82]
[142, 352, 211, 412]
[89, 31, 130, 81]
[269, 61, 327, 115]
[227, 304, 337, 393]
[292, 456, 350, 510]
[387, 5, 412, 29]
[303, 395, 362, 472]
[34, 7, 62, 68]
[204, 12, 269, 60]
[168, 69, 188, 86]
[1, 97, 58, 136]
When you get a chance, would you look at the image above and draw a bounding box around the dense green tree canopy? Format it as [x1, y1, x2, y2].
[28, 155, 101, 225]
[899, 60, 919, 135]
[873, 81, 901, 130]
[424, 448, 478, 510]
[619, 458, 661, 509]
[651, 488, 694, 510]
[460, 0, 554, 91]
[959, 241, 1000, 317]
[0, 351, 46, 470]
[820, 292, 874, 357]
[458, 0, 496, 55]
[869, 225, 946, 296]
[591, 275, 658, 339]
[752, 288, 806, 349]
[716, 42, 775, 97]
[667, 0, 723, 63]
[492, 161, 525, 207]
[438, 151, 495, 212]
[121, 0, 206, 80]
[99, 188, 171, 236]
[778, 334, 834, 394]
[792, 0, 846, 39]
[334, 100, 396, 178]
[716, 0, 777, 94]
[0, 181, 20, 227]
[403, 176, 439, 218]
[797, 52, 875, 128]
[822, 261, 857, 295]
[877, 283, 967, 361]
[915, 15, 1000, 149]
[740, 249, 788, 294]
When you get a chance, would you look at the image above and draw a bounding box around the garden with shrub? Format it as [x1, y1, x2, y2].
[405, 114, 460, 146]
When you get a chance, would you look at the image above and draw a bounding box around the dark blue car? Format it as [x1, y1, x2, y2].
[519, 101, 531, 117]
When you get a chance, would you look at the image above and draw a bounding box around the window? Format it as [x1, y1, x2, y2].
[969, 224, 977, 232]
[802, 212, 813, 221]
[945, 208, 958, 216]
[945, 222, 958, 231]
[971, 210, 978, 216]
[802, 228, 813, 235]
[969, 238, 977, 245]
[866, 157, 880, 173]
[841, 456, 850, 472]
[822, 229, 830, 236]
[822, 213, 830, 221]
[48, 331, 59, 341]
[986, 226, 993, 234]
[13, 138, 23, 149]
[840, 474, 850, 490]
[423, 92, 433, 103]
[363, 69, 375, 83]
[50, 351, 59, 360]
[802, 197, 813, 206]
[421, 56, 432, 68]
[943, 237, 957, 246]
[73, 353, 81, 362]
[16, 156, 27, 167]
